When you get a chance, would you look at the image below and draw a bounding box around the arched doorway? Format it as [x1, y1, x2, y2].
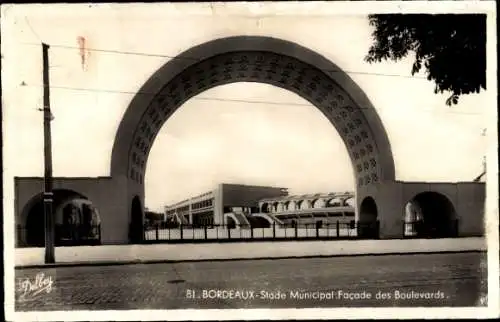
[260, 203, 270, 213]
[359, 197, 378, 222]
[109, 36, 396, 243]
[24, 199, 45, 247]
[20, 189, 100, 247]
[404, 192, 458, 238]
[358, 196, 379, 238]
[130, 196, 144, 243]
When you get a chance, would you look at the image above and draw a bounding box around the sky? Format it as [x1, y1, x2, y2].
[2, 3, 496, 213]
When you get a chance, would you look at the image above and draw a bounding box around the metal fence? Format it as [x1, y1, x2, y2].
[143, 221, 380, 243]
[403, 219, 459, 238]
[16, 224, 101, 247]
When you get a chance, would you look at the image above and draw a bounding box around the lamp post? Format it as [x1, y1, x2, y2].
[42, 43, 55, 264]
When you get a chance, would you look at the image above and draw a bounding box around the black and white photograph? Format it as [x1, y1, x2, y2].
[2, 1, 498, 320]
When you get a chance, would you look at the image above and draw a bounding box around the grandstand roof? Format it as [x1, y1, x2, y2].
[259, 191, 354, 203]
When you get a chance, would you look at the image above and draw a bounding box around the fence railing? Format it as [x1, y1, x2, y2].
[143, 221, 380, 243]
[16, 224, 101, 247]
[403, 219, 459, 238]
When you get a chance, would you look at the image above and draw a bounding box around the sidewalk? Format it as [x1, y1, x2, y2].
[14, 237, 486, 268]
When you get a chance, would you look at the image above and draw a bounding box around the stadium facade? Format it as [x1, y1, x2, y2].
[163, 183, 358, 228]
[164, 183, 289, 227]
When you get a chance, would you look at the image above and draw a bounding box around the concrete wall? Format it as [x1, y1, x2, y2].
[354, 181, 406, 239]
[353, 181, 486, 239]
[14, 177, 485, 245]
[400, 181, 485, 237]
[370, 181, 404, 238]
[456, 182, 486, 236]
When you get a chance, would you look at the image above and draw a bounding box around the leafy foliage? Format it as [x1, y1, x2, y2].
[365, 14, 486, 105]
[145, 210, 163, 222]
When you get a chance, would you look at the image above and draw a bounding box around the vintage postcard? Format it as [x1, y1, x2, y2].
[2, 1, 498, 320]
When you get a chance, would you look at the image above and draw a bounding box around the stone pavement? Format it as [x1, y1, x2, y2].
[13, 252, 487, 311]
[14, 237, 486, 267]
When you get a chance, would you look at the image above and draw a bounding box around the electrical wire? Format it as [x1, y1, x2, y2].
[15, 41, 484, 115]
[19, 83, 483, 115]
[20, 41, 430, 80]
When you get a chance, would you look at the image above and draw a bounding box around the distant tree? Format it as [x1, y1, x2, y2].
[145, 210, 163, 222]
[365, 14, 486, 105]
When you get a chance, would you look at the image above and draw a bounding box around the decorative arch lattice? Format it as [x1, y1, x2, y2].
[110, 36, 395, 193]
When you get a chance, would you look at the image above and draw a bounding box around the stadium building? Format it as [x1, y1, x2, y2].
[163, 183, 356, 228]
[164, 183, 289, 227]
[258, 192, 356, 226]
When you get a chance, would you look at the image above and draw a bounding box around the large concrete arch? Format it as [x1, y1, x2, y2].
[110, 36, 396, 231]
[111, 36, 395, 183]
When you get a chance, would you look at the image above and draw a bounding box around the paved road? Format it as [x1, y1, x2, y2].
[14, 252, 487, 311]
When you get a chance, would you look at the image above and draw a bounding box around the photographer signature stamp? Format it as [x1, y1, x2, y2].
[16, 273, 54, 302]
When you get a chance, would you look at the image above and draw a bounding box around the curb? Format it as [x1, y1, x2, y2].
[15, 249, 486, 270]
